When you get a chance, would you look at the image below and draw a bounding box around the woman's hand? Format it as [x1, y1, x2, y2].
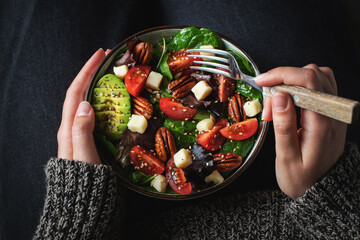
[57, 48, 109, 164]
[255, 64, 347, 199]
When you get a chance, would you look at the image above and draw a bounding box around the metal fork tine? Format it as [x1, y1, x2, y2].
[187, 54, 229, 63]
[187, 48, 232, 57]
[192, 61, 230, 70]
[189, 66, 232, 78]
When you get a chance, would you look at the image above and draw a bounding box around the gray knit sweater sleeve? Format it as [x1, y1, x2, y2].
[33, 158, 123, 240]
[159, 143, 360, 239]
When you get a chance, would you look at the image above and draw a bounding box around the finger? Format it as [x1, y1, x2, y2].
[105, 49, 112, 55]
[72, 101, 101, 164]
[261, 96, 272, 121]
[319, 66, 337, 94]
[254, 66, 321, 90]
[302, 64, 335, 94]
[272, 92, 301, 163]
[58, 49, 105, 159]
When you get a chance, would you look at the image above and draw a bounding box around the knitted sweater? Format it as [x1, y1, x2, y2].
[33, 143, 360, 239]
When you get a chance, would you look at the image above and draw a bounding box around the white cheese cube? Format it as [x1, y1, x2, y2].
[150, 175, 168, 192]
[200, 45, 216, 58]
[196, 118, 214, 132]
[146, 71, 163, 90]
[191, 81, 212, 101]
[205, 170, 224, 185]
[113, 65, 128, 79]
[174, 148, 193, 168]
[243, 99, 262, 117]
[127, 114, 148, 134]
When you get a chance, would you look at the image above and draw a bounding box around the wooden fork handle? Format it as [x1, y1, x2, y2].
[263, 85, 360, 124]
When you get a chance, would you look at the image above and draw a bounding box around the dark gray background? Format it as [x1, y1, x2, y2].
[1, 0, 359, 239]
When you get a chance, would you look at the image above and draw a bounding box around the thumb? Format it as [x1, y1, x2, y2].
[72, 101, 101, 164]
[272, 92, 301, 163]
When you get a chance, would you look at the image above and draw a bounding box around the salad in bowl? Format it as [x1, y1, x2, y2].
[86, 26, 268, 199]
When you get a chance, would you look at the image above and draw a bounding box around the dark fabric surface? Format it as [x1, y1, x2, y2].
[0, 0, 359, 239]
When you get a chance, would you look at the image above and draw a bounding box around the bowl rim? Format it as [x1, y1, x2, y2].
[86, 25, 269, 200]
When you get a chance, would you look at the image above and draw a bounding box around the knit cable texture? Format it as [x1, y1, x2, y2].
[33, 158, 121, 240]
[158, 143, 360, 239]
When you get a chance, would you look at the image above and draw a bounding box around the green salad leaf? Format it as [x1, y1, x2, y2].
[226, 48, 255, 76]
[236, 81, 263, 101]
[94, 133, 117, 157]
[129, 170, 157, 186]
[159, 53, 173, 81]
[164, 118, 198, 149]
[168, 27, 224, 51]
[220, 136, 255, 158]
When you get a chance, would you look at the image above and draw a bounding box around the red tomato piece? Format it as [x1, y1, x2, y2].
[196, 119, 228, 151]
[125, 65, 151, 97]
[167, 49, 200, 76]
[165, 157, 192, 195]
[129, 145, 165, 176]
[220, 118, 258, 141]
[160, 97, 197, 121]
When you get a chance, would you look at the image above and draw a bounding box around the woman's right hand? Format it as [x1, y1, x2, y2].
[255, 64, 347, 199]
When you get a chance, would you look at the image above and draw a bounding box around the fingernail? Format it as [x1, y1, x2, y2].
[254, 72, 267, 82]
[76, 101, 92, 116]
[273, 92, 288, 112]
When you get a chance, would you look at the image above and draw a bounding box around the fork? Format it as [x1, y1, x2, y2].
[187, 49, 359, 124]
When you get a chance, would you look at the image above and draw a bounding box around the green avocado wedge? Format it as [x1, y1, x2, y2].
[91, 74, 131, 141]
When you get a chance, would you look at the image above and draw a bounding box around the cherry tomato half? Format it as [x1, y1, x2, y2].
[125, 65, 151, 97]
[129, 145, 165, 176]
[196, 119, 228, 151]
[165, 157, 192, 195]
[167, 49, 200, 76]
[160, 97, 197, 121]
[219, 118, 258, 141]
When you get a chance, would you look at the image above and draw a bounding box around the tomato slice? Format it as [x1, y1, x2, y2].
[160, 97, 197, 121]
[129, 145, 165, 175]
[167, 49, 200, 76]
[220, 118, 258, 141]
[125, 65, 151, 97]
[196, 119, 228, 151]
[165, 157, 192, 195]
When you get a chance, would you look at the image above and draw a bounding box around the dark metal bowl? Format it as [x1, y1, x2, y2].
[86, 25, 269, 200]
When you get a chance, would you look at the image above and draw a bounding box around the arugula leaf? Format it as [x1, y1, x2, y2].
[156, 37, 167, 71]
[129, 170, 157, 186]
[220, 136, 255, 158]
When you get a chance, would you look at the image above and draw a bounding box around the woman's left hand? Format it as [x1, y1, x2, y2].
[57, 48, 109, 164]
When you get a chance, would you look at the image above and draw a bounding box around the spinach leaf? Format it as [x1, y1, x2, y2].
[226, 48, 255, 77]
[236, 81, 263, 101]
[164, 118, 198, 149]
[159, 53, 173, 81]
[94, 133, 116, 157]
[220, 136, 255, 158]
[129, 170, 157, 186]
[156, 37, 167, 71]
[193, 109, 212, 121]
[168, 27, 224, 51]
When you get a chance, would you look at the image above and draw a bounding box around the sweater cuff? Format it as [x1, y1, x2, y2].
[34, 158, 120, 239]
[286, 143, 360, 238]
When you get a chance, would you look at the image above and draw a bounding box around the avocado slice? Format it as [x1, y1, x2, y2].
[91, 74, 131, 141]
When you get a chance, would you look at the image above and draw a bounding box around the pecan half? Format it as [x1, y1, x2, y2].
[131, 96, 153, 120]
[133, 42, 153, 65]
[213, 152, 242, 173]
[228, 93, 247, 122]
[155, 127, 177, 161]
[168, 75, 196, 99]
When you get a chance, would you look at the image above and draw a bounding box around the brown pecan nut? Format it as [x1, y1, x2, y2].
[133, 42, 153, 65]
[168, 75, 196, 99]
[228, 93, 247, 122]
[213, 152, 242, 173]
[155, 127, 177, 161]
[131, 96, 153, 120]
